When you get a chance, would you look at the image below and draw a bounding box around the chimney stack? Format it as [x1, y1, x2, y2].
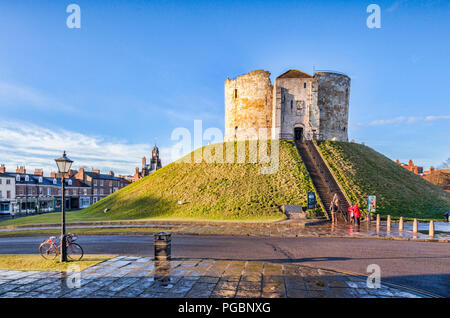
[0, 164, 5, 174]
[34, 168, 44, 176]
[50, 172, 57, 178]
[16, 166, 26, 174]
[92, 169, 100, 174]
[108, 171, 114, 176]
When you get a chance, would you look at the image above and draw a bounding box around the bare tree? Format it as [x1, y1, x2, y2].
[439, 158, 450, 169]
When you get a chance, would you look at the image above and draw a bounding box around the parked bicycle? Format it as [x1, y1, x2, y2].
[39, 233, 84, 261]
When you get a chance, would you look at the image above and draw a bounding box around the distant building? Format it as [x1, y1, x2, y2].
[0, 164, 131, 216]
[133, 145, 162, 182]
[423, 168, 450, 193]
[74, 168, 130, 204]
[395, 160, 423, 175]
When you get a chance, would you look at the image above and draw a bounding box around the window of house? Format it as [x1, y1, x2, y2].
[100, 189, 104, 195]
[48, 188, 51, 196]
[28, 188, 33, 195]
[16, 175, 20, 181]
[0, 179, 2, 184]
[94, 189, 97, 195]
[38, 177, 43, 183]
[84, 189, 87, 195]
[6, 191, 10, 199]
[94, 180, 97, 186]
[6, 179, 10, 185]
[0, 190, 2, 198]
[53, 178, 57, 185]
[100, 180, 104, 186]
[39, 188, 43, 195]
[68, 179, 72, 186]
[25, 175, 29, 182]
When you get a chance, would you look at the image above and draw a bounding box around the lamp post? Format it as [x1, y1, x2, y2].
[55, 151, 73, 262]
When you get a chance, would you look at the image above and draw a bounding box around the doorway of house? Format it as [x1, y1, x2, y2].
[294, 127, 303, 141]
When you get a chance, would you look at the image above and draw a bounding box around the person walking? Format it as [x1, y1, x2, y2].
[348, 205, 354, 224]
[353, 203, 361, 226]
[330, 194, 339, 224]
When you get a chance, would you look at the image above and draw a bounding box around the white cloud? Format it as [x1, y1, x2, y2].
[0, 81, 76, 113]
[0, 121, 180, 176]
[369, 115, 450, 126]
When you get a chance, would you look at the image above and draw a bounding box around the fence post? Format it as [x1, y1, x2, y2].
[429, 220, 434, 237]
[399, 217, 404, 231]
[376, 214, 380, 232]
[387, 215, 391, 231]
[413, 218, 418, 233]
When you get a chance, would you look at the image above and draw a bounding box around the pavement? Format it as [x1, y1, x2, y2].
[1, 235, 448, 297]
[1, 219, 449, 241]
[0, 256, 427, 298]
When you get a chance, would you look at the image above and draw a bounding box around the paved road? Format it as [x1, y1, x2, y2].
[1, 235, 448, 297]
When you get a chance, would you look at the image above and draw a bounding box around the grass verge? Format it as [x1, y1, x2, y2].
[0, 254, 115, 271]
[0, 227, 181, 237]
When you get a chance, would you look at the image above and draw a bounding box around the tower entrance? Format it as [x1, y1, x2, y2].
[294, 127, 303, 141]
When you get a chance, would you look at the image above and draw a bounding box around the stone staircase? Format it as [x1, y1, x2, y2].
[295, 140, 351, 223]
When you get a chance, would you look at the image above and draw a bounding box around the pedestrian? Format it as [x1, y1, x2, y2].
[445, 212, 450, 223]
[353, 203, 361, 226]
[330, 194, 339, 224]
[348, 205, 354, 224]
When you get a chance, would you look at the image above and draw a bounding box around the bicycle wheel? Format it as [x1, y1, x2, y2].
[67, 243, 84, 261]
[40, 242, 57, 260]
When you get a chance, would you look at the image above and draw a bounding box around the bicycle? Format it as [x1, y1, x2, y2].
[39, 233, 84, 261]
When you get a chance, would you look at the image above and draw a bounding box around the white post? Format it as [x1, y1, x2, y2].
[376, 214, 380, 232]
[399, 217, 404, 231]
[413, 218, 418, 233]
[387, 215, 391, 231]
[429, 220, 434, 237]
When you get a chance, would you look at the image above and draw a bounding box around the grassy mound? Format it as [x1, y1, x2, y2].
[317, 140, 450, 220]
[52, 140, 317, 222]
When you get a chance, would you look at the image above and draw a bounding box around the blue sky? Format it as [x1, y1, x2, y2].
[0, 0, 449, 174]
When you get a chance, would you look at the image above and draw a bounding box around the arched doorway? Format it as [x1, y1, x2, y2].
[294, 127, 303, 141]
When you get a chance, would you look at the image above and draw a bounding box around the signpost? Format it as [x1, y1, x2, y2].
[307, 192, 316, 210]
[368, 195, 376, 220]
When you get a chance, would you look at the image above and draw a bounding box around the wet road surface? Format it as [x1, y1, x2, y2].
[0, 235, 448, 297]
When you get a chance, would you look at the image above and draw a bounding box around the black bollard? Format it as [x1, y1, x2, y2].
[154, 232, 171, 261]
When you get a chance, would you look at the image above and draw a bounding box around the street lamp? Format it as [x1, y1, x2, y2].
[55, 151, 73, 262]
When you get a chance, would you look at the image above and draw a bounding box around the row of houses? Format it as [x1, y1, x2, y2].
[0, 164, 130, 215]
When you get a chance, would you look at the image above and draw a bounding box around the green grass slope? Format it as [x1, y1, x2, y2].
[52, 140, 318, 222]
[317, 140, 450, 220]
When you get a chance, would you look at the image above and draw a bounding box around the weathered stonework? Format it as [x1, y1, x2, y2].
[224, 70, 273, 141]
[224, 69, 350, 142]
[316, 72, 350, 141]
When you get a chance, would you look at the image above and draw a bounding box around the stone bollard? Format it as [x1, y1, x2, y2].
[387, 215, 391, 231]
[429, 220, 434, 237]
[154, 232, 171, 261]
[376, 214, 380, 232]
[413, 219, 418, 233]
[399, 217, 404, 231]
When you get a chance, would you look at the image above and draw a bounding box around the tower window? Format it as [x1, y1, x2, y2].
[304, 82, 307, 88]
[234, 89, 238, 98]
[290, 100, 293, 109]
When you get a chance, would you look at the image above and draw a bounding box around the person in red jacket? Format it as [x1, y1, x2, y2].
[348, 205, 354, 224]
[353, 204, 361, 226]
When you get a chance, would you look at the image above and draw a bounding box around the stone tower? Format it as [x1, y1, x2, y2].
[224, 68, 350, 142]
[315, 72, 350, 141]
[272, 70, 320, 141]
[224, 70, 273, 141]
